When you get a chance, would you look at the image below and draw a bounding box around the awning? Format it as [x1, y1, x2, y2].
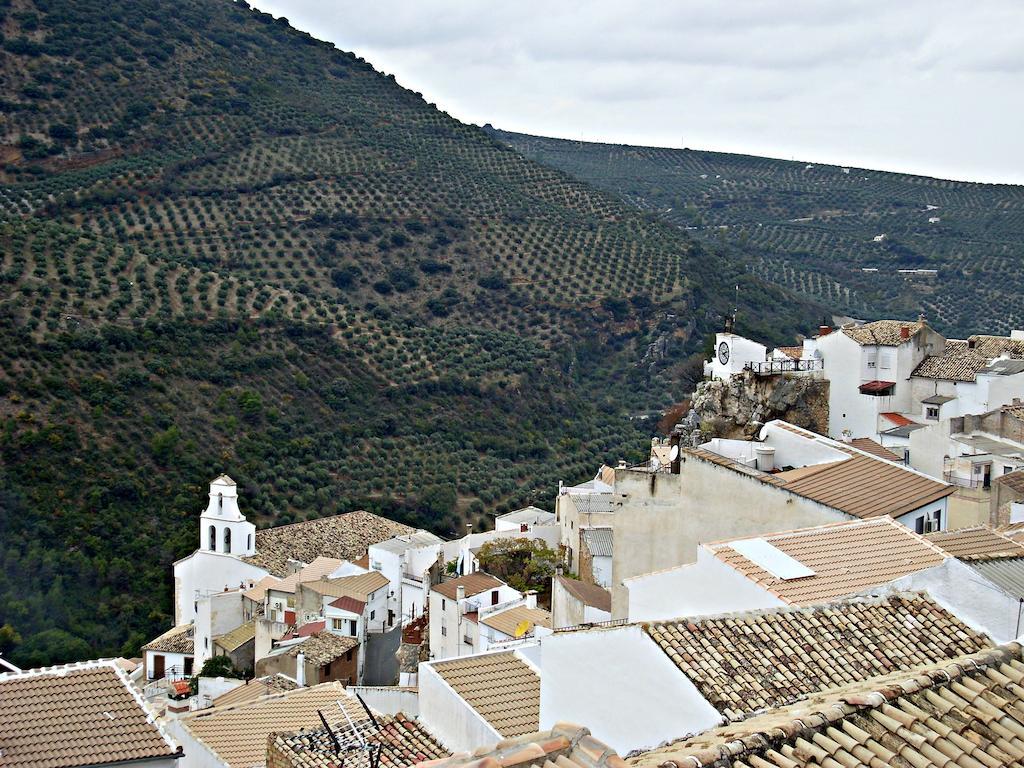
[859, 380, 896, 394]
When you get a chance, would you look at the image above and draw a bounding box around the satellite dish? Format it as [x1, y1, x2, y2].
[669, 445, 680, 462]
[651, 457, 661, 472]
[514, 620, 532, 638]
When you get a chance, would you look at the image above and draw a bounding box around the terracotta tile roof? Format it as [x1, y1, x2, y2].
[268, 712, 449, 768]
[276, 632, 359, 667]
[142, 623, 194, 654]
[774, 346, 803, 360]
[272, 557, 349, 595]
[555, 575, 611, 613]
[0, 661, 180, 767]
[329, 595, 367, 615]
[243, 574, 284, 602]
[926, 525, 1024, 560]
[842, 319, 926, 346]
[880, 411, 915, 427]
[777, 449, 954, 519]
[479, 606, 552, 637]
[210, 674, 299, 708]
[181, 682, 367, 768]
[999, 469, 1024, 495]
[912, 339, 991, 382]
[283, 621, 327, 640]
[642, 593, 991, 721]
[431, 652, 540, 737]
[968, 334, 1024, 358]
[847, 437, 901, 461]
[433, 572, 505, 600]
[414, 724, 625, 768]
[628, 643, 1024, 768]
[302, 570, 390, 600]
[215, 620, 257, 653]
[689, 438, 953, 520]
[708, 517, 948, 605]
[244, 511, 415, 577]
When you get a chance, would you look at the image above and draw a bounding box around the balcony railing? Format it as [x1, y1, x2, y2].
[402, 570, 424, 584]
[943, 472, 990, 490]
[745, 358, 823, 376]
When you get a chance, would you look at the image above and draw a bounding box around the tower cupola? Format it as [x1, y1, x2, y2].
[199, 474, 256, 556]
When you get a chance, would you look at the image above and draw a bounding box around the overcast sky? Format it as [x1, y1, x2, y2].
[252, 1, 1024, 184]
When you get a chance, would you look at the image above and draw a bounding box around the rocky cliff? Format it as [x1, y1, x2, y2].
[676, 372, 829, 443]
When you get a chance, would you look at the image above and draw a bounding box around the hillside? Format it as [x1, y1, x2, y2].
[0, 0, 821, 664]
[490, 130, 1024, 337]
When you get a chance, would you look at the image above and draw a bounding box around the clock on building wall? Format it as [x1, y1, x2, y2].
[718, 341, 730, 365]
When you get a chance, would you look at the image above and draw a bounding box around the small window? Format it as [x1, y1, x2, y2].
[247, 534, 252, 551]
[915, 516, 925, 534]
[926, 407, 939, 420]
[332, 618, 343, 630]
[184, 657, 193, 675]
[223, 527, 232, 554]
[208, 525, 217, 552]
[441, 599, 446, 611]
[491, 590, 499, 606]
[370, 610, 375, 620]
[441, 625, 447, 637]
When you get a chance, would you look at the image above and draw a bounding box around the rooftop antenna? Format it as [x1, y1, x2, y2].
[317, 709, 342, 755]
[355, 693, 379, 729]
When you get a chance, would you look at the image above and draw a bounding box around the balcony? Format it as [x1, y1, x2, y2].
[745, 358, 823, 376]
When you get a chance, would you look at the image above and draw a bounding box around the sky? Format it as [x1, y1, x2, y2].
[251, 1, 1024, 184]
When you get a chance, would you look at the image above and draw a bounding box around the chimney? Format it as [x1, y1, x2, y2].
[456, 585, 466, 603]
[295, 651, 305, 687]
[462, 525, 473, 576]
[617, 459, 627, 469]
[818, 325, 832, 336]
[754, 445, 775, 472]
[525, 590, 537, 610]
[900, 325, 910, 340]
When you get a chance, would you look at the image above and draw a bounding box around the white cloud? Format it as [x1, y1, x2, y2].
[253, 0, 1024, 183]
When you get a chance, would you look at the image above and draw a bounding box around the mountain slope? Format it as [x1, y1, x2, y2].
[0, 0, 818, 665]
[489, 130, 1024, 337]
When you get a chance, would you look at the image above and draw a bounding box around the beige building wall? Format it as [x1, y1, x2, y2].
[947, 488, 991, 529]
[608, 460, 849, 617]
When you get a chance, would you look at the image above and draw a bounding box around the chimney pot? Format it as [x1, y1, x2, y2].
[525, 591, 538, 610]
[456, 585, 466, 602]
[900, 325, 910, 339]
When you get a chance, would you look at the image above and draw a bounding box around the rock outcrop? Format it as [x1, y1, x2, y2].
[676, 371, 829, 443]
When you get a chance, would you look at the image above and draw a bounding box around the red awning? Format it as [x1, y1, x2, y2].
[881, 412, 914, 427]
[859, 380, 896, 394]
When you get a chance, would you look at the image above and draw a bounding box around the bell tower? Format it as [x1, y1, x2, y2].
[199, 474, 257, 556]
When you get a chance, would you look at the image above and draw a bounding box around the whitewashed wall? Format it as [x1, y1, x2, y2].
[418, 662, 501, 752]
[625, 547, 786, 622]
[540, 624, 721, 754]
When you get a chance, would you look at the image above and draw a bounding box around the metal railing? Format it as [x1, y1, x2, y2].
[554, 618, 628, 633]
[943, 472, 990, 490]
[745, 358, 823, 376]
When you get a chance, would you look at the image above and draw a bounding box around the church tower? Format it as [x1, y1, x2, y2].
[199, 475, 257, 557]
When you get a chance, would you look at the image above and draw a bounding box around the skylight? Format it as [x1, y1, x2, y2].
[728, 538, 816, 580]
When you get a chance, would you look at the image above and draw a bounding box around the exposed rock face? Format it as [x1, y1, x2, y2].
[677, 371, 829, 442]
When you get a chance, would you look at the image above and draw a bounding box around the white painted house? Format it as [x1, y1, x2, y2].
[368, 530, 443, 626]
[427, 573, 522, 661]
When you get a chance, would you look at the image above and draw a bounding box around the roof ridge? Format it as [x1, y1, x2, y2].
[0, 656, 132, 680]
[640, 590, 940, 630]
[184, 679, 349, 719]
